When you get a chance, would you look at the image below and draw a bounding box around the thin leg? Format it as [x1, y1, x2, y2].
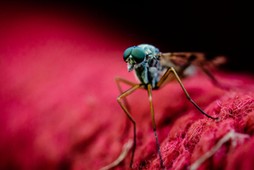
[147, 84, 165, 169]
[157, 67, 218, 120]
[115, 77, 139, 140]
[115, 77, 138, 109]
[117, 84, 143, 168]
[200, 66, 229, 90]
[157, 52, 196, 88]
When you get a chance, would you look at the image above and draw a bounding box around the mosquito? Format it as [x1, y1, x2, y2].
[104, 44, 225, 170]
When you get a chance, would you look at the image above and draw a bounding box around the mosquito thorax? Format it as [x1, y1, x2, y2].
[137, 44, 160, 58]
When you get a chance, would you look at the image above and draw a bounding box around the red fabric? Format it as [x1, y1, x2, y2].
[1, 7, 254, 170]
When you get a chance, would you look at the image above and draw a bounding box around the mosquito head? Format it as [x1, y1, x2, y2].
[123, 46, 146, 72]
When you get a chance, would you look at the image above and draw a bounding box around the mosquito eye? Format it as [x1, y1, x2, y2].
[131, 47, 146, 63]
[123, 47, 133, 61]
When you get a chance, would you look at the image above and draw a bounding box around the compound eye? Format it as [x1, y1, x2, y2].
[131, 47, 146, 63]
[123, 47, 133, 61]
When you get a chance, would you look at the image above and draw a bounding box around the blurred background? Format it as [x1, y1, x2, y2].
[0, 1, 253, 170]
[78, 0, 251, 73]
[1, 1, 252, 73]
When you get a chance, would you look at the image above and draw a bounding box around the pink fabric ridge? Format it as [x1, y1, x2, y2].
[114, 72, 254, 170]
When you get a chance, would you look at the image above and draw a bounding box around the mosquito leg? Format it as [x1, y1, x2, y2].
[200, 66, 229, 90]
[147, 84, 165, 169]
[170, 67, 219, 120]
[115, 77, 140, 140]
[117, 84, 143, 169]
[157, 67, 219, 120]
[115, 76, 138, 110]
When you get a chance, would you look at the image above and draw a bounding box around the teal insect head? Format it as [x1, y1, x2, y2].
[123, 44, 162, 88]
[123, 46, 147, 71]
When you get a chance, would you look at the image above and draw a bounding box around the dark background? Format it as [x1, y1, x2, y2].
[1, 1, 252, 73]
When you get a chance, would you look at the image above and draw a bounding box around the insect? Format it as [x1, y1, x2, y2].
[103, 44, 225, 170]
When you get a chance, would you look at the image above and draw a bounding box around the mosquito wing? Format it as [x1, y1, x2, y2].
[160, 52, 206, 68]
[159, 51, 227, 88]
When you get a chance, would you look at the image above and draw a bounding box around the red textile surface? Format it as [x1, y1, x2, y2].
[1, 8, 254, 170]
